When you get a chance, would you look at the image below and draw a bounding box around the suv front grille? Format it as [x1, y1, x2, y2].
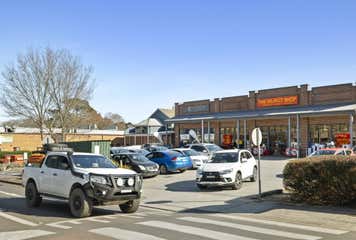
[201, 172, 222, 181]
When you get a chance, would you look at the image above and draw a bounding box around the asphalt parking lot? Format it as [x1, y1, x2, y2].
[141, 156, 289, 212]
[0, 156, 355, 240]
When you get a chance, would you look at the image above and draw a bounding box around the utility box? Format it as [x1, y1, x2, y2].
[63, 140, 111, 158]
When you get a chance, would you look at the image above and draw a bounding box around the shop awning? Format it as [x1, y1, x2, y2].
[166, 102, 356, 123]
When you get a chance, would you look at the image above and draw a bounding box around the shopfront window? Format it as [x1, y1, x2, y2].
[309, 124, 350, 147]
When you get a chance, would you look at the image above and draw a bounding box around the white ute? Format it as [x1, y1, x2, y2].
[196, 149, 257, 190]
[22, 151, 143, 217]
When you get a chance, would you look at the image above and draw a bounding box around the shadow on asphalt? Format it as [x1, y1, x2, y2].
[0, 197, 122, 219]
[164, 180, 253, 192]
[178, 193, 356, 216]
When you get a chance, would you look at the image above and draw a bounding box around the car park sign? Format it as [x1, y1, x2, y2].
[251, 127, 262, 199]
[251, 128, 262, 146]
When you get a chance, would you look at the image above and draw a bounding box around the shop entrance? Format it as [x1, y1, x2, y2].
[260, 126, 288, 155]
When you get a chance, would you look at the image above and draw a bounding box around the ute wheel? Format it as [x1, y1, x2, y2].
[119, 199, 140, 213]
[196, 184, 207, 190]
[232, 172, 243, 190]
[25, 181, 42, 207]
[159, 165, 168, 175]
[69, 188, 93, 218]
[250, 167, 258, 182]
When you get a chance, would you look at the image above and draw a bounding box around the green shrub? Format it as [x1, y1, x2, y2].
[283, 155, 356, 205]
[0, 151, 31, 158]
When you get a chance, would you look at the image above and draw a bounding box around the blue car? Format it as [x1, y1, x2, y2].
[146, 151, 193, 174]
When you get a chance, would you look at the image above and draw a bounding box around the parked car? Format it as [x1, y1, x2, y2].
[307, 148, 354, 157]
[112, 153, 159, 178]
[189, 143, 223, 156]
[146, 151, 193, 174]
[143, 144, 169, 153]
[23, 151, 142, 217]
[172, 148, 209, 169]
[110, 147, 150, 157]
[196, 149, 257, 190]
[110, 147, 130, 156]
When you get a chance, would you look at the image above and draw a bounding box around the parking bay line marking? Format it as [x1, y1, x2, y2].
[0, 190, 23, 198]
[212, 214, 348, 235]
[90, 227, 167, 240]
[0, 230, 55, 240]
[0, 210, 38, 227]
[179, 217, 321, 240]
[137, 221, 259, 240]
[86, 218, 111, 223]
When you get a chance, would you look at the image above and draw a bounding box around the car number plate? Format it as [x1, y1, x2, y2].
[121, 189, 132, 193]
[206, 175, 215, 179]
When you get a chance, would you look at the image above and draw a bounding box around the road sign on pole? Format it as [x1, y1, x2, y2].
[251, 127, 262, 200]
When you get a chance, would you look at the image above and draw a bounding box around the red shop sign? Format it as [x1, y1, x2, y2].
[334, 132, 350, 146]
[223, 134, 233, 145]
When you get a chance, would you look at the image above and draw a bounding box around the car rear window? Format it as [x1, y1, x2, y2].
[166, 151, 184, 158]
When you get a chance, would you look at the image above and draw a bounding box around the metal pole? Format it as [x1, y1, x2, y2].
[166, 124, 168, 145]
[257, 128, 261, 200]
[208, 121, 211, 143]
[244, 120, 247, 149]
[236, 120, 240, 149]
[350, 114, 354, 148]
[296, 114, 300, 159]
[288, 116, 291, 148]
[124, 135, 126, 146]
[134, 135, 136, 145]
[201, 119, 204, 143]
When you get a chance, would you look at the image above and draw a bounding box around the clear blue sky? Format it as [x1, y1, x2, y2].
[1, 0, 356, 123]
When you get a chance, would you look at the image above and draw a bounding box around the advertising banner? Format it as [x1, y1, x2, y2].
[334, 132, 350, 146]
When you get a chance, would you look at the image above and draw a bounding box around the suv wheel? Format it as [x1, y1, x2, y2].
[232, 172, 243, 190]
[159, 165, 168, 175]
[250, 167, 258, 182]
[69, 188, 93, 218]
[25, 181, 42, 207]
[119, 199, 140, 213]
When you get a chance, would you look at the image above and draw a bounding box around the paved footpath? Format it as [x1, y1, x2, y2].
[0, 182, 355, 240]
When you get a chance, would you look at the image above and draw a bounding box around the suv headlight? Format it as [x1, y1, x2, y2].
[138, 165, 146, 171]
[219, 168, 233, 175]
[90, 175, 108, 185]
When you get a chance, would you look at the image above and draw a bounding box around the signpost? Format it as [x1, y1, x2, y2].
[251, 128, 262, 200]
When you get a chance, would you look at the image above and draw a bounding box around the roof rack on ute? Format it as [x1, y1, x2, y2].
[43, 143, 73, 153]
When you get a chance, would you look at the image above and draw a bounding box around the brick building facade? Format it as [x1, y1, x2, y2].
[167, 83, 356, 156]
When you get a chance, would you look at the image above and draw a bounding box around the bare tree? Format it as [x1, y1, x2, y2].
[48, 50, 94, 141]
[0, 48, 55, 140]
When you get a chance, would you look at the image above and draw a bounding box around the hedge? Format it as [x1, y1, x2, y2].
[283, 155, 356, 205]
[0, 151, 31, 158]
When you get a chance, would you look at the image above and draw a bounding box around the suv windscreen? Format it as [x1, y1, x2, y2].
[181, 149, 199, 156]
[72, 155, 116, 168]
[210, 152, 238, 163]
[130, 154, 150, 162]
[206, 144, 223, 152]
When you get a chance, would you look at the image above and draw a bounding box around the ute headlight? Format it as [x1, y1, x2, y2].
[219, 168, 233, 175]
[90, 175, 108, 185]
[138, 165, 146, 171]
[116, 177, 124, 187]
[127, 177, 135, 186]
